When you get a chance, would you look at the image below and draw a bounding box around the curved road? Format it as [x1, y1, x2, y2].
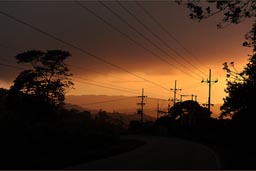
[68, 135, 221, 170]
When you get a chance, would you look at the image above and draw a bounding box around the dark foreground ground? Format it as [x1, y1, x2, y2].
[0, 139, 145, 169]
[185, 134, 256, 170]
[1, 133, 256, 169]
[68, 135, 221, 170]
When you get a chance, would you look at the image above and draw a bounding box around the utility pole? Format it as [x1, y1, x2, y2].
[201, 69, 218, 113]
[137, 88, 147, 124]
[170, 80, 182, 105]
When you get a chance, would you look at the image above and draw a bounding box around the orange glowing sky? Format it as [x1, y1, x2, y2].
[0, 1, 254, 105]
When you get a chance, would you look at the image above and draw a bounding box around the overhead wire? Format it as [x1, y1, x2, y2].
[0, 46, 168, 98]
[0, 42, 144, 93]
[0, 59, 143, 95]
[0, 9, 170, 92]
[97, 1, 201, 80]
[0, 5, 207, 101]
[137, 1, 209, 72]
[75, 1, 177, 75]
[81, 96, 136, 106]
[0, 61, 25, 70]
[116, 1, 207, 78]
[73, 75, 140, 94]
[73, 79, 139, 95]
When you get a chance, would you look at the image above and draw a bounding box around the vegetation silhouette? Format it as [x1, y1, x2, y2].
[177, 1, 255, 29]
[8, 50, 73, 106]
[0, 50, 139, 169]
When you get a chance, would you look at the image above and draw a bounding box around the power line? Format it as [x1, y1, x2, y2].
[80, 96, 136, 106]
[135, 1, 209, 73]
[75, 1, 200, 81]
[0, 61, 25, 70]
[0, 60, 140, 95]
[117, 1, 206, 78]
[0, 52, 169, 99]
[75, 1, 178, 74]
[98, 1, 201, 80]
[74, 67, 131, 82]
[0, 9, 169, 92]
[73, 75, 140, 94]
[0, 42, 143, 90]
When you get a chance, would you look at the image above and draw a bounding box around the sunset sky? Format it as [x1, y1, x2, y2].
[0, 1, 254, 105]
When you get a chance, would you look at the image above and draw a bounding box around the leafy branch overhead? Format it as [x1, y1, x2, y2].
[177, 1, 256, 50]
[9, 50, 74, 106]
[177, 0, 256, 28]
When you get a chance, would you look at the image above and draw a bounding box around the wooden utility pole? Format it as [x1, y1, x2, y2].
[201, 69, 218, 113]
[137, 88, 147, 124]
[170, 80, 182, 105]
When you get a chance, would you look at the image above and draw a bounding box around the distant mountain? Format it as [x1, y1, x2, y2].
[64, 103, 87, 111]
[65, 95, 170, 118]
[65, 95, 222, 119]
[64, 99, 156, 128]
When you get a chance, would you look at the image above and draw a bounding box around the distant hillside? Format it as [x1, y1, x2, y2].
[64, 103, 88, 111]
[65, 95, 170, 118]
[64, 101, 155, 128]
[65, 95, 222, 119]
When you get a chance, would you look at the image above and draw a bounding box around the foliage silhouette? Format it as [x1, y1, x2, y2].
[0, 88, 7, 109]
[221, 54, 256, 128]
[9, 50, 73, 106]
[177, 1, 255, 28]
[177, 1, 256, 50]
[169, 100, 210, 126]
[0, 50, 128, 169]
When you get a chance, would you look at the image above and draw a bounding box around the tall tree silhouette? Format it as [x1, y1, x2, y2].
[9, 50, 73, 106]
[221, 54, 256, 121]
[169, 100, 210, 126]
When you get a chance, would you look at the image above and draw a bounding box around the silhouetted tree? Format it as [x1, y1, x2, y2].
[8, 50, 73, 106]
[221, 54, 256, 121]
[0, 88, 8, 122]
[0, 88, 7, 107]
[177, 1, 255, 28]
[169, 100, 210, 125]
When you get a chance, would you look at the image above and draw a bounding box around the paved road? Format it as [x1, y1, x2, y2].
[68, 135, 221, 170]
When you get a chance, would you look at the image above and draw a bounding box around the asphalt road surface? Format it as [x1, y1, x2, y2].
[68, 135, 221, 170]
